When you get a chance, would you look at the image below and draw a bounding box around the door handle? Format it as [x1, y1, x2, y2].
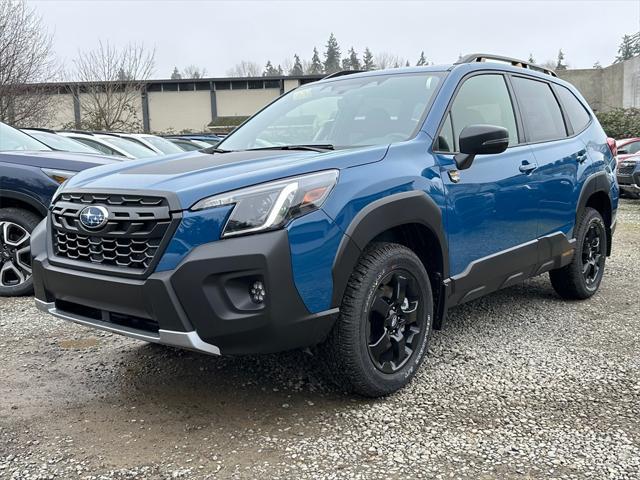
[519, 161, 537, 174]
[576, 150, 588, 163]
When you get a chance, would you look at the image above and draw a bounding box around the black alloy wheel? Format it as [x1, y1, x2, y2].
[366, 270, 424, 374]
[581, 222, 605, 288]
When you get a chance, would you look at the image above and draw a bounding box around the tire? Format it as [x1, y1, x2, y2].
[320, 243, 433, 397]
[0, 207, 41, 297]
[550, 207, 607, 300]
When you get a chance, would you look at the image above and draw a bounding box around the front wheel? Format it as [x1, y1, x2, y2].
[0, 207, 41, 297]
[320, 243, 433, 397]
[550, 207, 607, 300]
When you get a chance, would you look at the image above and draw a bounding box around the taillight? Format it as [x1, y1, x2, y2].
[607, 137, 618, 159]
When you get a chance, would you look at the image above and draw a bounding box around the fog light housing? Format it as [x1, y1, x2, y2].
[250, 281, 266, 304]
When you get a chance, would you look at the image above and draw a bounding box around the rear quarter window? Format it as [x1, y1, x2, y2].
[555, 85, 591, 133]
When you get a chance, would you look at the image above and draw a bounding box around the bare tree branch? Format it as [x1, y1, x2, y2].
[73, 40, 155, 131]
[182, 65, 207, 79]
[226, 60, 262, 77]
[0, 0, 59, 126]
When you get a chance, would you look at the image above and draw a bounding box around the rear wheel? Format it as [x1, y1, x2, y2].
[550, 207, 607, 300]
[0, 208, 41, 297]
[321, 243, 433, 397]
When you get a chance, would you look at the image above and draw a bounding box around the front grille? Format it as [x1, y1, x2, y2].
[50, 192, 176, 275]
[619, 162, 637, 175]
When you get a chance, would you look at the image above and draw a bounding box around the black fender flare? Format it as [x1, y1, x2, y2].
[330, 190, 448, 307]
[575, 171, 614, 253]
[0, 189, 48, 216]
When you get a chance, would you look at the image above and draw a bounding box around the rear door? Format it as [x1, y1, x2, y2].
[511, 76, 590, 238]
[434, 73, 539, 288]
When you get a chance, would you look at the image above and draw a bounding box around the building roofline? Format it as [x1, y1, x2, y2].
[26, 74, 326, 89]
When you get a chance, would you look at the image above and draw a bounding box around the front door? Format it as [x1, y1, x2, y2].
[433, 73, 539, 302]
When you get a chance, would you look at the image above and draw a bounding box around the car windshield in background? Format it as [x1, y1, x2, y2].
[0, 123, 51, 152]
[219, 72, 445, 151]
[144, 136, 184, 154]
[105, 137, 158, 158]
[24, 130, 101, 154]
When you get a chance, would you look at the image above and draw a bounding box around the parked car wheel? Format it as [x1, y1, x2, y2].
[550, 207, 607, 300]
[0, 208, 40, 297]
[321, 243, 433, 397]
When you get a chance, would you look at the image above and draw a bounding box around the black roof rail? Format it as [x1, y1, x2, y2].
[59, 130, 95, 135]
[21, 127, 56, 133]
[455, 53, 557, 77]
[322, 70, 365, 80]
[90, 131, 124, 137]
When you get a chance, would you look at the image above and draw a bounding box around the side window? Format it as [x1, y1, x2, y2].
[512, 77, 567, 142]
[555, 85, 591, 133]
[76, 138, 119, 156]
[449, 74, 519, 151]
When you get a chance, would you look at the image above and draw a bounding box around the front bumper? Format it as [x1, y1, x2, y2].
[32, 224, 338, 355]
[35, 298, 220, 354]
[617, 172, 640, 192]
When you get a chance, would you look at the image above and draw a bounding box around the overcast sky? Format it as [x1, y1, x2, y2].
[29, 0, 640, 79]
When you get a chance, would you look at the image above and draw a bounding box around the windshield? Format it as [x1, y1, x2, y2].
[0, 123, 51, 152]
[144, 136, 184, 154]
[219, 72, 444, 151]
[25, 130, 101, 154]
[102, 136, 158, 158]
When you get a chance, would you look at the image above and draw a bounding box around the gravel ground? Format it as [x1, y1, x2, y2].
[1, 199, 639, 480]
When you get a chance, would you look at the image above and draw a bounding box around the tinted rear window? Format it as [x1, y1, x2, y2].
[512, 77, 567, 143]
[556, 85, 591, 133]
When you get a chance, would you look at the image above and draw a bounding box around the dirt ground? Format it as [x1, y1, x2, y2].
[1, 199, 639, 479]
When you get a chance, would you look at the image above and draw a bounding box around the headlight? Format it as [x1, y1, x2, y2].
[41, 168, 76, 184]
[191, 170, 339, 237]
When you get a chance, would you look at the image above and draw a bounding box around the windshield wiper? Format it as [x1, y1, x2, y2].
[201, 146, 232, 154]
[244, 144, 335, 153]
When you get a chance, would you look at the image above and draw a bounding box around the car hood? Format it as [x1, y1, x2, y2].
[64, 145, 389, 209]
[0, 150, 120, 171]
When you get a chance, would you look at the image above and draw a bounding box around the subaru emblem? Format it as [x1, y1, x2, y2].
[79, 206, 109, 230]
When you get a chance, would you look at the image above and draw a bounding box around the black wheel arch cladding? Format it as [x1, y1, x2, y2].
[330, 190, 448, 308]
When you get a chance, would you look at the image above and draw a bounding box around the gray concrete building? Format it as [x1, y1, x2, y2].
[40, 74, 324, 133]
[557, 55, 640, 112]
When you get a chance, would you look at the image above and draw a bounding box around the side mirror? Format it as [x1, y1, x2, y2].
[454, 124, 509, 170]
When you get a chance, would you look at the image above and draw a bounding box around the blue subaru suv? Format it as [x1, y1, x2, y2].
[0, 122, 119, 297]
[31, 55, 618, 396]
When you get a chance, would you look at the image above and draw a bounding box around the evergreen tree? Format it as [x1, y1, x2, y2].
[323, 33, 341, 73]
[342, 58, 350, 70]
[362, 48, 375, 71]
[170, 67, 181, 79]
[290, 54, 304, 75]
[615, 33, 640, 63]
[405, 60, 410, 67]
[593, 61, 602, 69]
[309, 47, 323, 74]
[263, 60, 280, 76]
[528, 53, 535, 64]
[556, 49, 567, 70]
[416, 51, 427, 66]
[348, 47, 360, 70]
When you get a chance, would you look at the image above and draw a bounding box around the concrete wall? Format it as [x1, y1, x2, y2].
[558, 56, 640, 112]
[148, 90, 212, 132]
[215, 88, 281, 117]
[45, 93, 75, 129]
[622, 56, 640, 109]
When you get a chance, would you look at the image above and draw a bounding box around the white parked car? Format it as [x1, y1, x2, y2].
[58, 132, 157, 159]
[118, 133, 184, 155]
